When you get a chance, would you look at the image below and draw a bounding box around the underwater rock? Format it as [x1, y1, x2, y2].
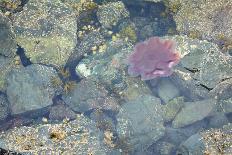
[127, 37, 180, 80]
[6, 64, 62, 114]
[165, 35, 231, 99]
[200, 123, 232, 155]
[97, 1, 129, 28]
[0, 13, 17, 58]
[0, 93, 9, 122]
[172, 99, 217, 128]
[116, 95, 165, 153]
[0, 114, 109, 154]
[218, 97, 232, 114]
[176, 133, 205, 155]
[156, 78, 180, 103]
[173, 0, 232, 43]
[70, 31, 105, 65]
[0, 56, 15, 92]
[155, 141, 175, 155]
[90, 109, 116, 131]
[209, 78, 232, 101]
[11, 0, 77, 66]
[208, 113, 229, 128]
[180, 42, 232, 89]
[177, 123, 232, 155]
[63, 79, 120, 113]
[49, 104, 76, 121]
[161, 96, 185, 122]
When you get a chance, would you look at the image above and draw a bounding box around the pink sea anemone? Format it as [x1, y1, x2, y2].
[127, 37, 180, 80]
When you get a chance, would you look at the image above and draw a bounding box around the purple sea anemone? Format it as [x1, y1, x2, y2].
[127, 37, 180, 80]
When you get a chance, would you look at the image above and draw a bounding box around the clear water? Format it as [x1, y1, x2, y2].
[0, 0, 231, 155]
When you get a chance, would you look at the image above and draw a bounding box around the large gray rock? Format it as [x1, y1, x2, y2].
[6, 64, 62, 114]
[12, 0, 77, 66]
[0, 93, 9, 122]
[176, 133, 205, 155]
[0, 56, 15, 92]
[63, 79, 120, 113]
[173, 35, 232, 89]
[97, 1, 129, 28]
[157, 78, 180, 103]
[0, 114, 109, 154]
[0, 13, 17, 58]
[172, 99, 217, 128]
[161, 96, 185, 122]
[173, 0, 232, 43]
[116, 95, 165, 153]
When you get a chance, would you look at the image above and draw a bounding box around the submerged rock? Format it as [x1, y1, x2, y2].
[49, 103, 76, 121]
[0, 114, 109, 154]
[177, 123, 232, 155]
[63, 79, 120, 113]
[0, 13, 17, 58]
[0, 93, 9, 122]
[97, 1, 129, 28]
[173, 0, 232, 43]
[6, 64, 62, 114]
[172, 99, 217, 128]
[0, 56, 15, 92]
[11, 0, 77, 66]
[116, 95, 165, 153]
[157, 78, 180, 103]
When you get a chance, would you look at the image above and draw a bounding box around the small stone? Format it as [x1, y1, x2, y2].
[157, 78, 180, 103]
[172, 99, 217, 128]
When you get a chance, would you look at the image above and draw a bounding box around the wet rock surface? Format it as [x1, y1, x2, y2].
[0, 114, 110, 154]
[11, 0, 77, 66]
[63, 79, 120, 113]
[0, 93, 9, 122]
[0, 13, 17, 58]
[6, 64, 62, 114]
[116, 95, 165, 153]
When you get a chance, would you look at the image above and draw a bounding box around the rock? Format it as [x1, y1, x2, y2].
[49, 104, 76, 121]
[171, 35, 232, 89]
[12, 0, 77, 66]
[0, 13, 17, 58]
[97, 1, 129, 28]
[72, 31, 105, 64]
[209, 78, 232, 100]
[172, 99, 217, 128]
[116, 95, 165, 153]
[162, 96, 185, 122]
[0, 93, 9, 122]
[176, 133, 205, 155]
[157, 78, 180, 103]
[0, 56, 15, 92]
[201, 123, 232, 155]
[219, 97, 232, 114]
[173, 0, 232, 43]
[63, 79, 120, 113]
[155, 142, 175, 155]
[90, 109, 116, 131]
[170, 68, 210, 100]
[0, 114, 109, 154]
[6, 64, 62, 114]
[208, 113, 229, 128]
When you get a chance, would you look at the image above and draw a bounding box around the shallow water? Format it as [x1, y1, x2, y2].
[0, 0, 231, 155]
